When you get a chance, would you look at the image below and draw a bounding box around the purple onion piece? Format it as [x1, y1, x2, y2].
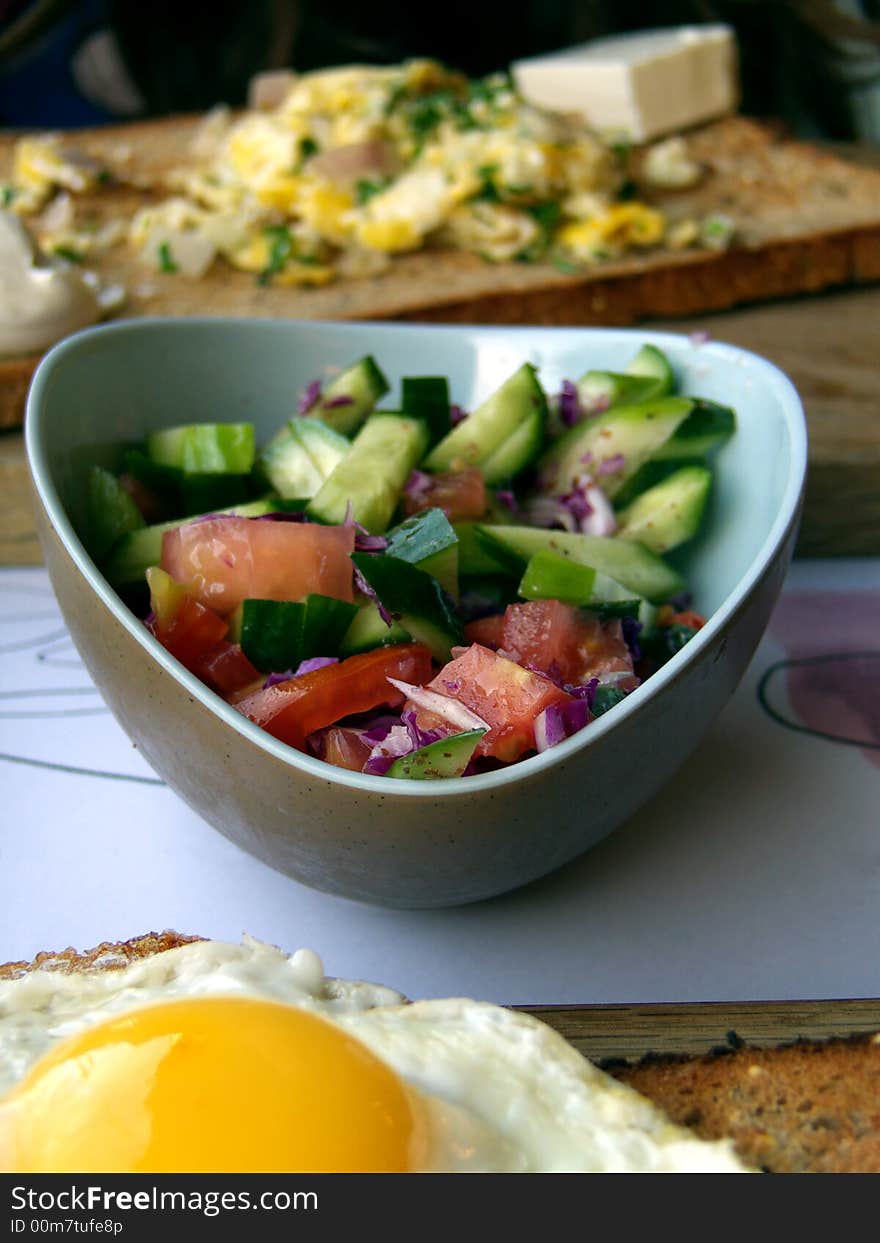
[403, 469, 432, 501]
[556, 379, 582, 428]
[263, 669, 294, 688]
[621, 616, 643, 665]
[669, 591, 694, 612]
[564, 677, 599, 709]
[352, 564, 393, 626]
[449, 404, 468, 426]
[354, 531, 388, 553]
[296, 379, 322, 414]
[496, 489, 518, 514]
[294, 656, 339, 677]
[323, 394, 354, 408]
[534, 697, 592, 753]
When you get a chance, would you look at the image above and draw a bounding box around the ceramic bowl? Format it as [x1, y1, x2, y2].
[26, 318, 806, 908]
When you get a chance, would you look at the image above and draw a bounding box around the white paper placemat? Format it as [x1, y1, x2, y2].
[1, 560, 878, 1005]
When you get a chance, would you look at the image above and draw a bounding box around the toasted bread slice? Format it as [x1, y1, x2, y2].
[2, 114, 880, 428]
[2, 931, 879, 1172]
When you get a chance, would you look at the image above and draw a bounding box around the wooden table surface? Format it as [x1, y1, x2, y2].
[3, 279, 878, 565]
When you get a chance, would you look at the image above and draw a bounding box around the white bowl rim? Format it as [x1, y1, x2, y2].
[26, 316, 808, 799]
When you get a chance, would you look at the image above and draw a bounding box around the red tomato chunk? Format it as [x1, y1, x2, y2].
[234, 643, 434, 753]
[408, 643, 573, 763]
[466, 599, 638, 691]
[403, 468, 487, 522]
[161, 516, 355, 615]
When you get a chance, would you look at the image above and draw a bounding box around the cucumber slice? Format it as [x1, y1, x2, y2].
[339, 604, 412, 657]
[401, 376, 450, 447]
[653, 400, 736, 460]
[518, 551, 597, 605]
[147, 423, 255, 475]
[103, 497, 275, 586]
[479, 407, 545, 484]
[307, 413, 429, 533]
[85, 466, 145, 562]
[454, 521, 513, 577]
[536, 396, 694, 500]
[308, 355, 389, 436]
[472, 524, 684, 603]
[385, 508, 459, 599]
[626, 344, 675, 394]
[387, 730, 486, 780]
[235, 595, 357, 672]
[615, 464, 712, 554]
[576, 371, 666, 414]
[610, 458, 694, 508]
[424, 363, 547, 475]
[351, 552, 463, 662]
[258, 418, 350, 500]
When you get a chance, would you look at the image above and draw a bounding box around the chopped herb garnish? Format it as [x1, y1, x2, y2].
[356, 178, 387, 205]
[297, 136, 319, 166]
[552, 255, 580, 274]
[96, 168, 113, 185]
[52, 245, 83, 263]
[0, 185, 15, 207]
[157, 241, 179, 274]
[257, 224, 293, 285]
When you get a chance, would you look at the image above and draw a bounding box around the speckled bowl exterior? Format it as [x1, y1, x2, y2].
[26, 319, 806, 908]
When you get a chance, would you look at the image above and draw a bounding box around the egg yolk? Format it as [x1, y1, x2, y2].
[0, 997, 424, 1172]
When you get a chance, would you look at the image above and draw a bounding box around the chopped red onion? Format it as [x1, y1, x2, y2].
[403, 470, 432, 502]
[621, 616, 642, 664]
[400, 706, 449, 750]
[263, 669, 294, 688]
[363, 724, 416, 775]
[386, 678, 489, 733]
[450, 404, 468, 426]
[496, 489, 518, 513]
[598, 453, 626, 476]
[352, 564, 393, 626]
[534, 698, 592, 753]
[556, 380, 582, 427]
[323, 394, 355, 408]
[294, 656, 339, 677]
[578, 482, 617, 536]
[296, 379, 322, 414]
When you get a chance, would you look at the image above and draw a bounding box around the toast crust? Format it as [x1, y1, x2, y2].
[3, 114, 880, 428]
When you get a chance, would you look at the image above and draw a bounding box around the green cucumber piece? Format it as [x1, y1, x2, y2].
[339, 604, 411, 656]
[518, 551, 596, 605]
[591, 685, 628, 716]
[147, 423, 255, 475]
[472, 524, 684, 603]
[178, 474, 254, 514]
[610, 458, 694, 508]
[308, 355, 389, 435]
[479, 407, 545, 484]
[653, 400, 736, 460]
[615, 464, 712, 554]
[401, 376, 450, 447]
[236, 594, 357, 672]
[385, 508, 459, 599]
[424, 363, 547, 475]
[307, 413, 429, 533]
[536, 396, 694, 500]
[453, 521, 513, 577]
[86, 466, 145, 562]
[351, 552, 463, 662]
[387, 730, 486, 780]
[103, 497, 275, 586]
[576, 371, 666, 414]
[626, 344, 675, 393]
[258, 418, 350, 500]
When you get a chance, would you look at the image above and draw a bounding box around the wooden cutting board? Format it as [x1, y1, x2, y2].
[524, 997, 880, 1061]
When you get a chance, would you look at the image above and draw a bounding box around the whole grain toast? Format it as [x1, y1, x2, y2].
[2, 113, 880, 428]
[2, 931, 878, 1173]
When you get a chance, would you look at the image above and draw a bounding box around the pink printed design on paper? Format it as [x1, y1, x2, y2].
[758, 591, 880, 769]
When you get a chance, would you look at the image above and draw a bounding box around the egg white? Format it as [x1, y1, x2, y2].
[0, 937, 748, 1173]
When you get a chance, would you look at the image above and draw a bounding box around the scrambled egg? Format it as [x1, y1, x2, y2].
[1, 60, 707, 285]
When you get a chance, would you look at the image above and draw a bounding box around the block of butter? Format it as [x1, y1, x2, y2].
[512, 24, 739, 143]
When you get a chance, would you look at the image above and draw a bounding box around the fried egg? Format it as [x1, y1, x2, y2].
[0, 937, 748, 1173]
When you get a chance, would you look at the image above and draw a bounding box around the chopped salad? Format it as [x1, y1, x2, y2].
[86, 343, 734, 780]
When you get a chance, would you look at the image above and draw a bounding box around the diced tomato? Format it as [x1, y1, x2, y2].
[317, 727, 374, 773]
[411, 643, 572, 763]
[161, 517, 355, 616]
[479, 599, 638, 691]
[148, 594, 229, 670]
[403, 468, 487, 522]
[656, 606, 706, 631]
[463, 613, 505, 649]
[234, 643, 433, 753]
[191, 641, 262, 697]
